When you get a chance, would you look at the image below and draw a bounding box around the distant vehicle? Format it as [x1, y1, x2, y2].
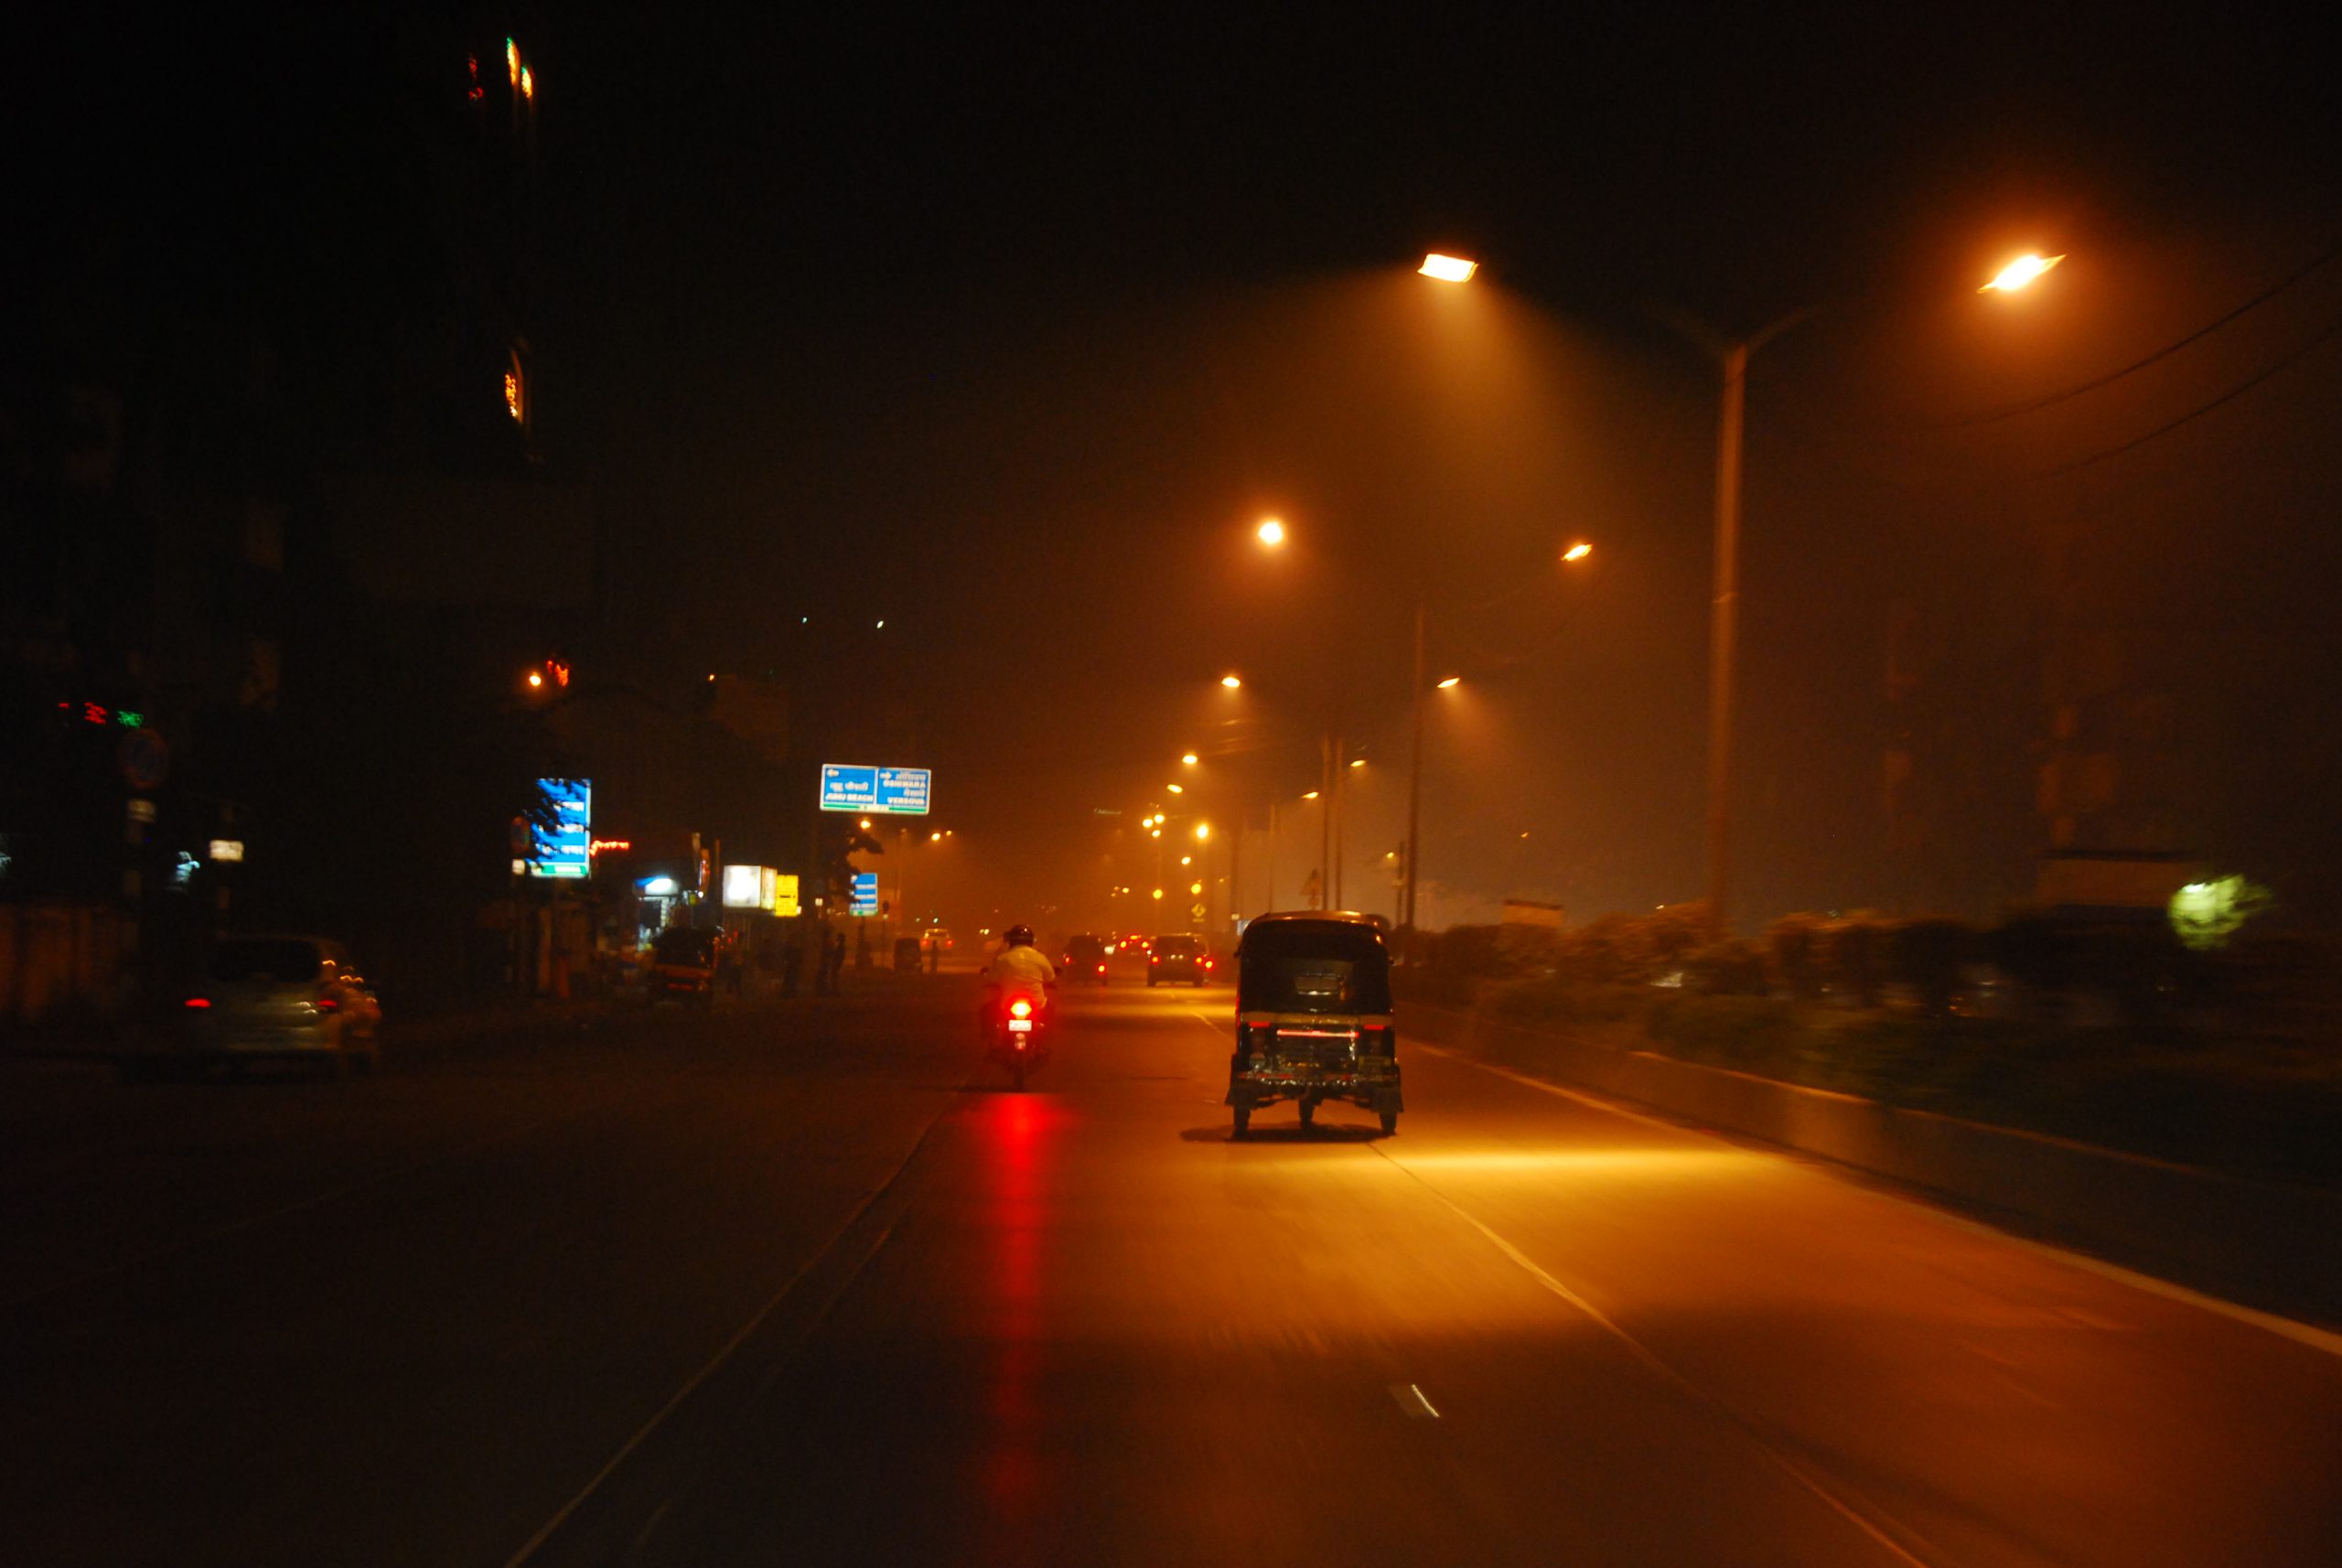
[1227, 911, 1402, 1138]
[1061, 932, 1111, 983]
[920, 928, 956, 953]
[649, 925, 719, 1005]
[1112, 931, 1150, 956]
[1147, 932, 1215, 986]
[176, 934, 381, 1075]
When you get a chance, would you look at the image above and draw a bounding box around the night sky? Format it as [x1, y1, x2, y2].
[22, 5, 2342, 929]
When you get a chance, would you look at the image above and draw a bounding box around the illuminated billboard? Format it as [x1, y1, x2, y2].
[526, 779, 591, 878]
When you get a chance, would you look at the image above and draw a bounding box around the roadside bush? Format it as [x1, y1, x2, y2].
[1646, 993, 1803, 1075]
[1684, 938, 1769, 996]
[1821, 914, 1887, 1006]
[1767, 912, 1830, 1000]
[1888, 918, 1978, 1018]
[1390, 962, 1477, 1009]
[1554, 913, 1643, 984]
[1481, 976, 1642, 1031]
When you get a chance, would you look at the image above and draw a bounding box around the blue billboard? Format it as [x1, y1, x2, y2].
[851, 872, 880, 916]
[527, 779, 592, 878]
[819, 764, 932, 816]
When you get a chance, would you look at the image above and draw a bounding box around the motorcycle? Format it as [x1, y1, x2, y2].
[987, 987, 1053, 1090]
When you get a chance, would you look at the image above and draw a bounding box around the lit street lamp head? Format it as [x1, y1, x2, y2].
[1219, 674, 1242, 689]
[1562, 541, 1593, 563]
[1982, 252, 2065, 293]
[1419, 252, 1477, 283]
[1255, 518, 1285, 547]
[1180, 753, 1198, 766]
[1436, 675, 1461, 689]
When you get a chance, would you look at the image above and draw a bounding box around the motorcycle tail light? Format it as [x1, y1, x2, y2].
[184, 996, 210, 1009]
[1008, 998, 1033, 1020]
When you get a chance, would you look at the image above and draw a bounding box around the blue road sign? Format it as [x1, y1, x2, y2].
[851, 871, 879, 917]
[820, 764, 932, 816]
[527, 779, 592, 878]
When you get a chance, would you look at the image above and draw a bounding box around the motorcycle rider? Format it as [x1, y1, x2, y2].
[981, 925, 1057, 1037]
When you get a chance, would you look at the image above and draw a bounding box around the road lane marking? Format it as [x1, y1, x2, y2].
[500, 1111, 950, 1568]
[1374, 1144, 1939, 1568]
[1415, 1042, 2342, 1359]
[1388, 1382, 1441, 1420]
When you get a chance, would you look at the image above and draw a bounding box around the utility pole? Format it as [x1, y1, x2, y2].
[1318, 732, 1333, 909]
[1403, 600, 1425, 931]
[1704, 340, 1747, 935]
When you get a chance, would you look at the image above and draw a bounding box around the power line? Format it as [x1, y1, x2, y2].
[2036, 311, 2342, 477]
[1947, 234, 2342, 426]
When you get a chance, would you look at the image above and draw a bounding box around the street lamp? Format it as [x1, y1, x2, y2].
[1436, 675, 1461, 690]
[1255, 518, 1286, 548]
[1219, 673, 1243, 689]
[1981, 252, 2064, 293]
[1195, 822, 1211, 841]
[1562, 542, 1593, 563]
[1181, 752, 1198, 766]
[1418, 252, 1477, 283]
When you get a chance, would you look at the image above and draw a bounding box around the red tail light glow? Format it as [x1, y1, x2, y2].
[184, 997, 210, 1009]
[1096, 963, 1106, 974]
[1007, 998, 1033, 1020]
[317, 997, 339, 1012]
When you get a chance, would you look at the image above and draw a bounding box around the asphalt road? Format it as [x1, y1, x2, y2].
[4, 969, 2337, 1567]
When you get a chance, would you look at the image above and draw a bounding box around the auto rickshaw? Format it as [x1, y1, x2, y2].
[1226, 911, 1402, 1138]
[648, 925, 719, 1005]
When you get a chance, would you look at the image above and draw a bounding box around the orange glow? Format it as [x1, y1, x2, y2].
[1219, 673, 1242, 689]
[1166, 783, 1184, 794]
[1007, 997, 1033, 1019]
[1302, 789, 1319, 800]
[505, 38, 519, 87]
[548, 660, 570, 686]
[1419, 252, 1477, 283]
[589, 838, 631, 854]
[504, 369, 523, 423]
[1982, 252, 2065, 292]
[1255, 518, 1286, 547]
[1436, 675, 1461, 689]
[1194, 822, 1211, 841]
[519, 66, 533, 101]
[1562, 541, 1593, 563]
[1348, 758, 1366, 768]
[525, 670, 543, 689]
[1181, 753, 1198, 766]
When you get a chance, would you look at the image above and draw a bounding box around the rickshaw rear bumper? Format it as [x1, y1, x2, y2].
[1228, 1064, 1402, 1111]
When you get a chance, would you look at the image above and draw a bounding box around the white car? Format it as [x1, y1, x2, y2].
[177, 934, 383, 1074]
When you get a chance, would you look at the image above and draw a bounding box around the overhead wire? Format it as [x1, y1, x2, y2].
[2034, 309, 2342, 477]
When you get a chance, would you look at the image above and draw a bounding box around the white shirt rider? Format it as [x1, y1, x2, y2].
[985, 939, 1057, 994]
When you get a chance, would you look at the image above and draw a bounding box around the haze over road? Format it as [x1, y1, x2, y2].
[5, 974, 2336, 1567]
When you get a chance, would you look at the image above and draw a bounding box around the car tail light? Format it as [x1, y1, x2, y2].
[1007, 998, 1033, 1020]
[184, 997, 210, 1009]
[1203, 958, 1214, 969]
[1096, 963, 1106, 974]
[317, 997, 339, 1012]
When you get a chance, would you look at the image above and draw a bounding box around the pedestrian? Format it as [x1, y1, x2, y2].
[823, 927, 847, 993]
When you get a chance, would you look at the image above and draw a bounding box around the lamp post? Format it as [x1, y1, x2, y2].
[1430, 250, 2060, 932]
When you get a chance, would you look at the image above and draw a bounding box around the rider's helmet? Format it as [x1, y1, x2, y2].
[1004, 924, 1037, 948]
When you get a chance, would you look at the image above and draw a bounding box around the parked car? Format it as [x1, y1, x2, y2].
[176, 934, 382, 1074]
